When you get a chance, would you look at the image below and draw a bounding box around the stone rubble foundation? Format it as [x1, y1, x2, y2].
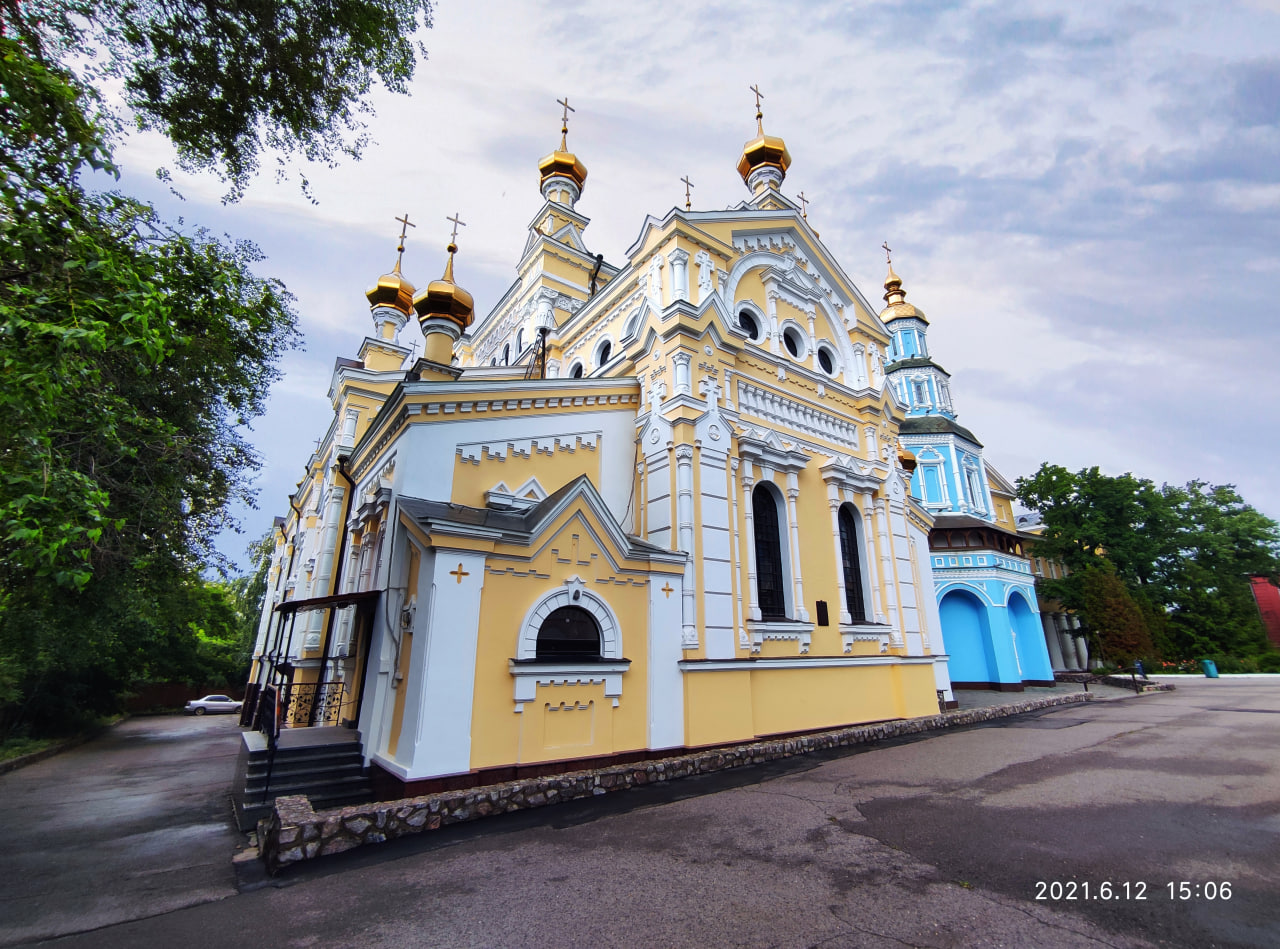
[261, 691, 1095, 872]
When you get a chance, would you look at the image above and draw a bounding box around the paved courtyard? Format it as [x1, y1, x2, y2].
[4, 677, 1277, 948]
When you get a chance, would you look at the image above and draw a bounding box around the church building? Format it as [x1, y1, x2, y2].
[882, 271, 1056, 689]
[249, 98, 963, 798]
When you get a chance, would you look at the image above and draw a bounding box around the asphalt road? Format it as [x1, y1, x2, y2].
[6, 678, 1278, 948]
[0, 714, 245, 947]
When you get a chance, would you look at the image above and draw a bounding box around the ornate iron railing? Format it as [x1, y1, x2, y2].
[283, 681, 347, 727]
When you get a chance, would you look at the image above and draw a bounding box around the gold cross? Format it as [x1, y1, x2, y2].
[681, 175, 694, 211]
[750, 83, 764, 113]
[393, 212, 415, 270]
[882, 240, 892, 266]
[661, 582, 674, 598]
[797, 191, 809, 219]
[557, 96, 575, 136]
[449, 563, 469, 584]
[447, 212, 466, 245]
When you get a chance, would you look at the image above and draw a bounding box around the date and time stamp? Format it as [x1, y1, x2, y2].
[1035, 880, 1233, 902]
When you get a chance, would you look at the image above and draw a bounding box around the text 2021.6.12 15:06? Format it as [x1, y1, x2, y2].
[1035, 882, 1234, 901]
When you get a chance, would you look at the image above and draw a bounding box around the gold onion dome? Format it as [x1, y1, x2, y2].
[898, 446, 918, 473]
[538, 130, 588, 192]
[880, 263, 928, 324]
[365, 260, 416, 315]
[412, 244, 474, 330]
[737, 117, 792, 185]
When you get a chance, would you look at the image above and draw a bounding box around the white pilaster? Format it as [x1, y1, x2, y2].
[675, 444, 698, 649]
[785, 473, 810, 622]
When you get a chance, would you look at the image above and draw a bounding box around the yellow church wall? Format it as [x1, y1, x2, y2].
[449, 439, 602, 508]
[466, 505, 661, 772]
[683, 670, 753, 747]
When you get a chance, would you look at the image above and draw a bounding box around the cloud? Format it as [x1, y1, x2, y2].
[91, 0, 1280, 566]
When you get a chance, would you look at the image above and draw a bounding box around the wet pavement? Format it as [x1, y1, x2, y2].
[7, 679, 1278, 948]
[0, 714, 244, 946]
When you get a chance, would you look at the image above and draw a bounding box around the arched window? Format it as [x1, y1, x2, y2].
[597, 340, 612, 366]
[570, 361, 584, 378]
[752, 483, 787, 618]
[838, 505, 867, 622]
[739, 309, 760, 340]
[516, 328, 524, 353]
[502, 343, 510, 365]
[535, 606, 601, 659]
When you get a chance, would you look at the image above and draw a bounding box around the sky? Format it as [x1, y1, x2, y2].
[107, 0, 1280, 571]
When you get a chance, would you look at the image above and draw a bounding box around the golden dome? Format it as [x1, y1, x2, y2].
[412, 244, 474, 330]
[898, 446, 918, 473]
[365, 261, 416, 315]
[879, 262, 928, 324]
[538, 131, 588, 191]
[737, 118, 792, 186]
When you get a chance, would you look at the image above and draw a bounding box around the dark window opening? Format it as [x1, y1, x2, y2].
[838, 505, 867, 622]
[597, 341, 612, 365]
[752, 484, 787, 618]
[571, 363, 584, 378]
[739, 310, 759, 340]
[818, 348, 834, 374]
[783, 329, 801, 358]
[502, 344, 510, 365]
[535, 606, 602, 659]
[816, 600, 829, 627]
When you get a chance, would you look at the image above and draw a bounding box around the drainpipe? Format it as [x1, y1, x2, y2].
[309, 455, 356, 726]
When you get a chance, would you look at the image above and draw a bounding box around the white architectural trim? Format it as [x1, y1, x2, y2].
[679, 655, 938, 671]
[515, 576, 622, 661]
[508, 660, 630, 713]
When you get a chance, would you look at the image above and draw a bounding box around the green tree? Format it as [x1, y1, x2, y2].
[0, 1, 431, 736]
[7, 0, 433, 199]
[1076, 561, 1154, 666]
[1017, 465, 1280, 662]
[1158, 483, 1280, 659]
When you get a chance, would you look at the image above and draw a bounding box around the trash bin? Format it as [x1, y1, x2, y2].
[1201, 659, 1219, 678]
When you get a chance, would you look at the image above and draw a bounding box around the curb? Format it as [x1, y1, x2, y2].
[0, 717, 126, 777]
[260, 690, 1095, 872]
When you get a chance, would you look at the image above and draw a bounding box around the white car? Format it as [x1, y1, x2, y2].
[184, 694, 243, 716]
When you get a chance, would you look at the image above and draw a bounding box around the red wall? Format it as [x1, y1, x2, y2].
[1250, 577, 1280, 649]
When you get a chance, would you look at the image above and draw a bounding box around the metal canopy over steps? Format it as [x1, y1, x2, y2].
[233, 727, 374, 831]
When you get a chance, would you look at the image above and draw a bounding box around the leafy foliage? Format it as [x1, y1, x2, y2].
[7, 0, 433, 199]
[1, 0, 427, 735]
[1017, 464, 1280, 662]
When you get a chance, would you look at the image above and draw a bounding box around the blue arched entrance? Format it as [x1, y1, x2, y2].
[1008, 590, 1054, 684]
[940, 588, 998, 686]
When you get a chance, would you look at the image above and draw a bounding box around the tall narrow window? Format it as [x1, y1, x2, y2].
[502, 343, 510, 365]
[516, 329, 524, 353]
[838, 505, 867, 622]
[752, 484, 787, 618]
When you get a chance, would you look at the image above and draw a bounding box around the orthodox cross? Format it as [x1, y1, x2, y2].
[797, 191, 809, 220]
[882, 240, 893, 266]
[394, 212, 415, 269]
[681, 174, 695, 211]
[447, 212, 466, 245]
[449, 563, 470, 584]
[750, 83, 765, 131]
[557, 96, 575, 140]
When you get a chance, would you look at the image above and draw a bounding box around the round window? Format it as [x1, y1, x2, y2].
[739, 310, 760, 340]
[570, 362, 584, 378]
[818, 347, 835, 375]
[783, 327, 803, 359]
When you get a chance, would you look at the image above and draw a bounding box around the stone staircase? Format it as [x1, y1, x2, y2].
[234, 727, 374, 831]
